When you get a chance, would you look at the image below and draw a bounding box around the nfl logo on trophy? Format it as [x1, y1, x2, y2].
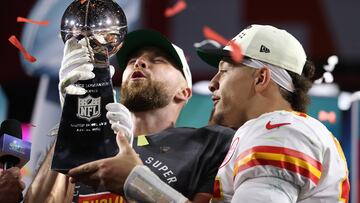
[77, 96, 101, 122]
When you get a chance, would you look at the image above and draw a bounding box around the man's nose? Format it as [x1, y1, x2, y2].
[134, 57, 148, 69]
[208, 76, 219, 92]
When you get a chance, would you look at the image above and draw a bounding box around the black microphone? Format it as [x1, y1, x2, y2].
[0, 119, 31, 170]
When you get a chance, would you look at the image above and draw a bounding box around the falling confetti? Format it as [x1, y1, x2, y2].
[165, 0, 187, 17]
[17, 17, 49, 26]
[203, 26, 243, 63]
[229, 41, 243, 63]
[203, 26, 228, 45]
[8, 35, 37, 63]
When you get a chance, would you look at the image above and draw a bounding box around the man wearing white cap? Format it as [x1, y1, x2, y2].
[26, 29, 234, 203]
[196, 24, 350, 202]
[66, 25, 349, 203]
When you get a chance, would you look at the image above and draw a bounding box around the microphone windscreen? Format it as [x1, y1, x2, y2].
[0, 119, 22, 139]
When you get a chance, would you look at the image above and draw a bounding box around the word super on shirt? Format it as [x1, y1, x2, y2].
[134, 125, 234, 199]
[212, 111, 349, 203]
[73, 125, 234, 202]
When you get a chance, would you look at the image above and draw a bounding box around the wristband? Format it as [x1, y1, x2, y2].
[124, 165, 188, 203]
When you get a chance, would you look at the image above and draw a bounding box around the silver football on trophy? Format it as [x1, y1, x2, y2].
[60, 0, 127, 61]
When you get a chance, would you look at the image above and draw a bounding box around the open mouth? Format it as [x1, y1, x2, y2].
[131, 71, 146, 80]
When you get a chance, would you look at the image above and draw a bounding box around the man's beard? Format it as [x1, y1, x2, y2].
[120, 79, 172, 112]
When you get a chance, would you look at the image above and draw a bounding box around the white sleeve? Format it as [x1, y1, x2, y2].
[233, 125, 323, 194]
[231, 177, 299, 203]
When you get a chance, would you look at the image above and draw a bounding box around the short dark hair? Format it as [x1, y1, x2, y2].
[279, 60, 315, 113]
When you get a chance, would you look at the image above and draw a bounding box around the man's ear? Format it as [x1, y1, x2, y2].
[254, 67, 271, 93]
[174, 87, 192, 103]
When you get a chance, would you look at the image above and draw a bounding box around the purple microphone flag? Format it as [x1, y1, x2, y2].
[0, 133, 31, 168]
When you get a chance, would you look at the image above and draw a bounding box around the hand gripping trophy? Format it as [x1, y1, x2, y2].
[52, 0, 127, 173]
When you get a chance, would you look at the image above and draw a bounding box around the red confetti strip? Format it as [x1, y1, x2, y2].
[17, 17, 49, 26]
[8, 35, 37, 63]
[229, 41, 243, 63]
[203, 26, 243, 63]
[165, 0, 187, 17]
[203, 26, 228, 46]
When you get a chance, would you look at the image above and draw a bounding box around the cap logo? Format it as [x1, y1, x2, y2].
[260, 45, 270, 53]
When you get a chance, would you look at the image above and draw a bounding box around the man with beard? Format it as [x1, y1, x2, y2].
[25, 29, 234, 203]
[69, 25, 350, 203]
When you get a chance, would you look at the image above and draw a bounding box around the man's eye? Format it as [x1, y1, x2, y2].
[153, 58, 166, 63]
[127, 59, 136, 65]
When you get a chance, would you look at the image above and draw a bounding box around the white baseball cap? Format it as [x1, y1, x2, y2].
[117, 29, 192, 88]
[197, 24, 307, 75]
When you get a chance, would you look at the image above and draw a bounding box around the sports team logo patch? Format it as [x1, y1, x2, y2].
[77, 95, 101, 121]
